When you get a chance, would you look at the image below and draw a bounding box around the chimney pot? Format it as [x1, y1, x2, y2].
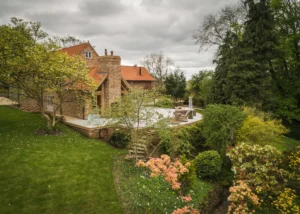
[105, 49, 107, 56]
[110, 50, 113, 56]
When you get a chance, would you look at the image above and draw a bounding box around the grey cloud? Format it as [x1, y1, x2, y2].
[80, 0, 126, 17]
[0, 0, 240, 79]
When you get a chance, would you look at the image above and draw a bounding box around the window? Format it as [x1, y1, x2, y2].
[46, 96, 53, 106]
[85, 51, 92, 58]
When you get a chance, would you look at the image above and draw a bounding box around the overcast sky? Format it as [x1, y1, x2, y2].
[0, 0, 239, 79]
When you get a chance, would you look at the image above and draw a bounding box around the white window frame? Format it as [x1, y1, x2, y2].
[85, 51, 92, 59]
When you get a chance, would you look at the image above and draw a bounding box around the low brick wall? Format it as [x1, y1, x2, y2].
[64, 121, 114, 141]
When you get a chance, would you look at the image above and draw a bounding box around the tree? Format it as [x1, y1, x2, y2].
[0, 18, 95, 131]
[53, 35, 85, 48]
[193, 3, 246, 51]
[141, 52, 174, 88]
[188, 70, 214, 107]
[164, 68, 186, 101]
[202, 104, 246, 155]
[270, 0, 300, 121]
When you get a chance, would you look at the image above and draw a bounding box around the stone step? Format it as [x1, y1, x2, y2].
[128, 150, 146, 155]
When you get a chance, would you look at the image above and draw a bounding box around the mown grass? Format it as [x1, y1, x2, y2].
[273, 136, 300, 152]
[0, 106, 123, 214]
[113, 154, 212, 214]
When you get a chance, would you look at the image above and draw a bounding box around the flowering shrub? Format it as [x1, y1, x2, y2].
[137, 155, 199, 214]
[226, 143, 289, 199]
[289, 146, 300, 181]
[228, 180, 260, 214]
[173, 206, 199, 214]
[273, 188, 300, 213]
[137, 154, 189, 190]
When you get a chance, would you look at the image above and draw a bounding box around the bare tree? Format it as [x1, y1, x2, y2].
[192, 3, 246, 51]
[53, 35, 85, 48]
[141, 52, 174, 88]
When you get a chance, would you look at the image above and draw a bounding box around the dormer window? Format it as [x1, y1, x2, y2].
[85, 51, 92, 59]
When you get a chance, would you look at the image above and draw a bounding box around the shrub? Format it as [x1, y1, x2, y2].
[109, 130, 130, 149]
[227, 143, 290, 203]
[176, 122, 206, 158]
[273, 188, 300, 214]
[194, 151, 222, 179]
[154, 97, 174, 108]
[179, 155, 197, 193]
[227, 180, 260, 214]
[237, 114, 288, 146]
[202, 104, 246, 155]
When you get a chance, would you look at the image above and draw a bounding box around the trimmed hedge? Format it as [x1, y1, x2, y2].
[194, 150, 222, 179]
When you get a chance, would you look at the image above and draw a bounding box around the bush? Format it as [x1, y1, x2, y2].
[194, 151, 222, 179]
[202, 105, 246, 155]
[109, 130, 130, 149]
[237, 114, 288, 146]
[179, 155, 197, 193]
[175, 122, 207, 158]
[154, 97, 174, 108]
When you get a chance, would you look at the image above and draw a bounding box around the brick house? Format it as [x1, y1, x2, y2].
[13, 42, 156, 119]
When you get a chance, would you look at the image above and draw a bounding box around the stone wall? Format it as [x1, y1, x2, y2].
[61, 92, 93, 119]
[19, 98, 40, 112]
[80, 45, 100, 68]
[98, 53, 121, 109]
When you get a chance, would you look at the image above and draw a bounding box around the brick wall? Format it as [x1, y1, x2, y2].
[98, 53, 121, 109]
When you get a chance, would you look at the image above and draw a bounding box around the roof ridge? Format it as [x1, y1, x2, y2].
[61, 42, 89, 50]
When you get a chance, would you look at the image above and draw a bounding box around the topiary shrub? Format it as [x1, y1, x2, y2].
[194, 150, 222, 179]
[109, 130, 130, 149]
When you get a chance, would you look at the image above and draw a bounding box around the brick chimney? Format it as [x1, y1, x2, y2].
[98, 50, 121, 109]
[139, 66, 142, 76]
[105, 49, 107, 56]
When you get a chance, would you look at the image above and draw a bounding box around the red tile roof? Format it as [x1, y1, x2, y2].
[88, 67, 107, 85]
[61, 43, 89, 56]
[121, 65, 156, 81]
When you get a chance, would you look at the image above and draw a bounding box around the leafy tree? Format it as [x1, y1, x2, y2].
[202, 104, 246, 155]
[188, 70, 214, 107]
[141, 52, 174, 88]
[164, 68, 186, 101]
[270, 0, 300, 121]
[0, 18, 95, 131]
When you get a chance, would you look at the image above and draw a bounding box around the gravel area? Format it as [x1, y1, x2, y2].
[0, 97, 18, 105]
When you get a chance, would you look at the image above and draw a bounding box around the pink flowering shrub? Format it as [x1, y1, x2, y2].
[137, 155, 199, 214]
[137, 154, 189, 190]
[228, 180, 260, 214]
[172, 206, 199, 214]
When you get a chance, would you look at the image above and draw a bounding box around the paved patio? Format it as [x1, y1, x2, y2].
[64, 107, 202, 129]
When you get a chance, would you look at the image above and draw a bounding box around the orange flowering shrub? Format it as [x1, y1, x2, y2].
[137, 155, 199, 214]
[172, 206, 199, 214]
[228, 180, 260, 214]
[137, 154, 189, 190]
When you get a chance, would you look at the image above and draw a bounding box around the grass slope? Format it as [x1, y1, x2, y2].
[0, 106, 123, 214]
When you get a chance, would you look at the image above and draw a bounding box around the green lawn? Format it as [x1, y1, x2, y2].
[0, 106, 123, 213]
